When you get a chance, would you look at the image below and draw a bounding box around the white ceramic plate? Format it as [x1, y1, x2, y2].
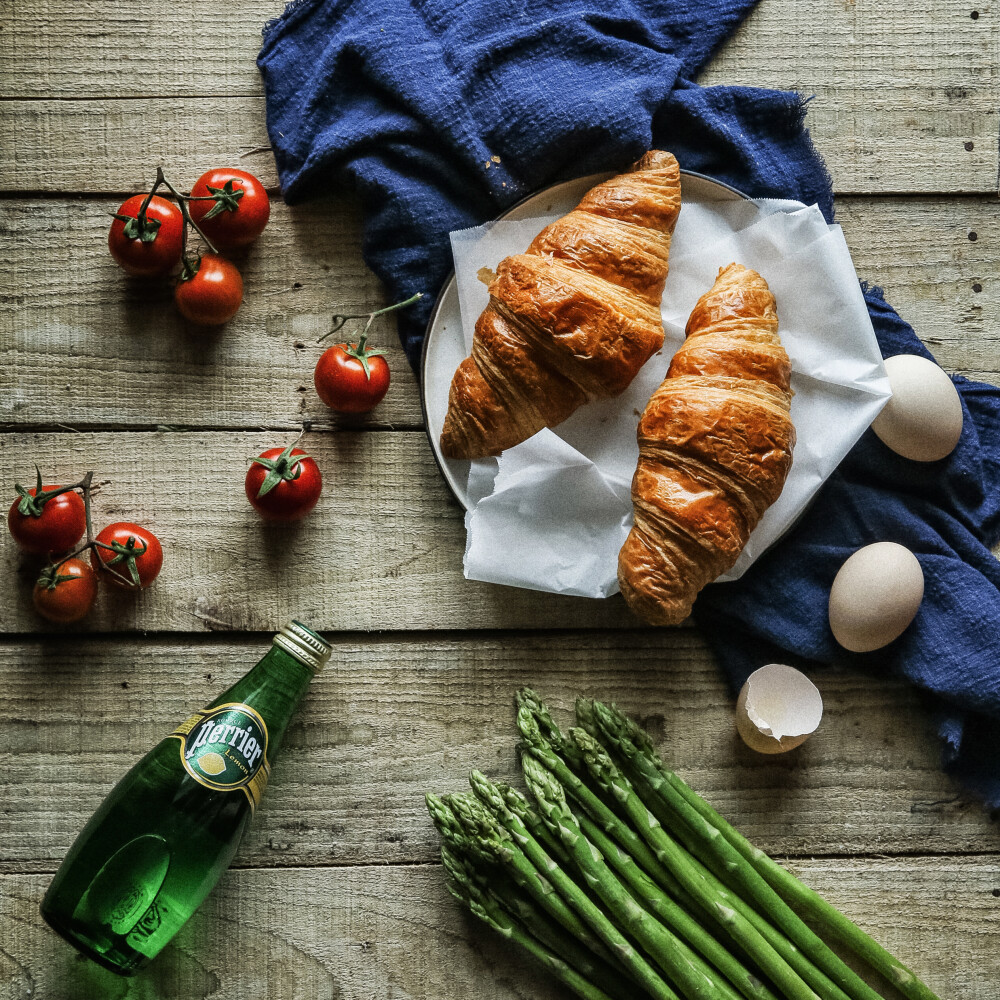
[420, 170, 749, 508]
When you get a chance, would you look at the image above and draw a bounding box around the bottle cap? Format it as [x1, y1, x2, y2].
[274, 621, 333, 672]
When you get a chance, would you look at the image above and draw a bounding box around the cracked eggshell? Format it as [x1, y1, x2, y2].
[872, 355, 963, 462]
[735, 663, 823, 755]
[828, 541, 924, 653]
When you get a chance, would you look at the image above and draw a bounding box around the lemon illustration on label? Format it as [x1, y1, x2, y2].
[198, 752, 226, 776]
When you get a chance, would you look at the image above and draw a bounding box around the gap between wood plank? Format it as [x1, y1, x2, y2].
[6, 850, 998, 878]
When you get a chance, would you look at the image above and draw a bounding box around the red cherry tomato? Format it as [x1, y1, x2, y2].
[33, 558, 98, 624]
[108, 194, 184, 277]
[91, 522, 163, 589]
[245, 446, 322, 521]
[8, 486, 86, 554]
[188, 168, 270, 250]
[174, 254, 243, 325]
[314, 339, 390, 413]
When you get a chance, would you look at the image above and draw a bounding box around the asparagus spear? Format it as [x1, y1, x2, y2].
[571, 715, 858, 1000]
[566, 750, 779, 1000]
[447, 789, 682, 1000]
[587, 700, 943, 1000]
[591, 701, 888, 1000]
[441, 840, 636, 1000]
[524, 753, 753, 1000]
[470, 771, 626, 975]
[427, 792, 605, 956]
[519, 704, 838, 1000]
[439, 842, 619, 1000]
[493, 779, 574, 867]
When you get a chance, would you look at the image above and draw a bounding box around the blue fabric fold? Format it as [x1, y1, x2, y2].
[259, 0, 1000, 804]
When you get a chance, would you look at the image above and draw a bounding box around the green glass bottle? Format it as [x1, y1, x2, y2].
[40, 621, 331, 975]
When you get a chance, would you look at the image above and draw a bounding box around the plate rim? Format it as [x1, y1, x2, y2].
[418, 168, 752, 511]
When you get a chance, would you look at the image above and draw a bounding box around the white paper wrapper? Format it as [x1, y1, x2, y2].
[452, 196, 891, 599]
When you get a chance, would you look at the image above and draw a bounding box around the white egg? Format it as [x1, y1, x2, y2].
[872, 354, 963, 462]
[828, 542, 924, 653]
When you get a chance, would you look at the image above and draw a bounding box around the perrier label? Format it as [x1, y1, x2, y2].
[172, 702, 271, 809]
[40, 621, 332, 976]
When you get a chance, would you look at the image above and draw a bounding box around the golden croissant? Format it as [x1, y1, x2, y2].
[618, 263, 795, 625]
[440, 150, 682, 460]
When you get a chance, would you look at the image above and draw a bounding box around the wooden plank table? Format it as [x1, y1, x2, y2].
[2, 1, 999, 996]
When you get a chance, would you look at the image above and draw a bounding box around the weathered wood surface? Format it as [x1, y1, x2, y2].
[0, 431, 643, 633]
[3, 196, 997, 433]
[2, 634, 997, 874]
[3, 858, 998, 1000]
[3, 0, 998, 195]
[5, 0, 1000, 994]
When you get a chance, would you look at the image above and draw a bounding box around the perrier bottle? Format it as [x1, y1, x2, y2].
[40, 620, 332, 975]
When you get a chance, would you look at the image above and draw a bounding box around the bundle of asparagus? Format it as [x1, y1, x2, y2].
[426, 690, 941, 1000]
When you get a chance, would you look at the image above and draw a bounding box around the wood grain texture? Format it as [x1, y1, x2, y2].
[2, 634, 996, 871]
[3, 0, 997, 195]
[3, 196, 997, 432]
[2, 858, 998, 1000]
[0, 196, 425, 432]
[0, 430, 638, 633]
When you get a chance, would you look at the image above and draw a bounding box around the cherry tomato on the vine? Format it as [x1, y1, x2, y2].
[188, 168, 270, 250]
[314, 338, 390, 414]
[8, 485, 86, 554]
[91, 522, 163, 589]
[245, 445, 322, 522]
[33, 559, 98, 624]
[174, 254, 243, 325]
[108, 194, 184, 277]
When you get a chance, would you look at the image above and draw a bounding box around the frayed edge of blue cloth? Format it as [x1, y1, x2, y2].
[261, 0, 323, 43]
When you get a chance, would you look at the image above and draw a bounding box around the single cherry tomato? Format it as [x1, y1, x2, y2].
[245, 445, 322, 521]
[8, 483, 86, 554]
[188, 168, 270, 250]
[91, 522, 163, 589]
[174, 254, 243, 325]
[314, 335, 390, 413]
[33, 558, 98, 624]
[108, 194, 184, 277]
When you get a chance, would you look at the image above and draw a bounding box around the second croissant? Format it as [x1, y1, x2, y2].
[618, 263, 795, 626]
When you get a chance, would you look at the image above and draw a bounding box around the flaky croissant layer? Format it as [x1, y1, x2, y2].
[618, 263, 795, 626]
[440, 150, 682, 460]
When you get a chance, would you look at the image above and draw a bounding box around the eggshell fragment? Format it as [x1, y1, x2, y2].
[735, 664, 823, 755]
[872, 354, 963, 462]
[828, 542, 924, 653]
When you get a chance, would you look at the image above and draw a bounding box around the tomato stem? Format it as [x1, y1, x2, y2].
[43, 471, 140, 588]
[249, 439, 310, 499]
[155, 168, 220, 256]
[136, 171, 164, 233]
[318, 291, 424, 344]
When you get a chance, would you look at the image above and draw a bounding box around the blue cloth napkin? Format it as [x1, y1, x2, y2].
[695, 288, 1000, 807]
[258, 0, 832, 367]
[258, 0, 1000, 804]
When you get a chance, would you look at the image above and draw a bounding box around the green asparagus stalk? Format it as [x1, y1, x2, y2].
[531, 694, 863, 1000]
[518, 710, 827, 1000]
[524, 753, 750, 1000]
[572, 717, 859, 1000]
[469, 771, 627, 976]
[493, 779, 574, 867]
[567, 743, 779, 1000]
[591, 701, 888, 1000]
[587, 701, 942, 1000]
[518, 705, 686, 896]
[447, 789, 683, 1000]
[427, 792, 606, 957]
[441, 841, 636, 1000]
[517, 688, 588, 767]
[439, 842, 618, 1000]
